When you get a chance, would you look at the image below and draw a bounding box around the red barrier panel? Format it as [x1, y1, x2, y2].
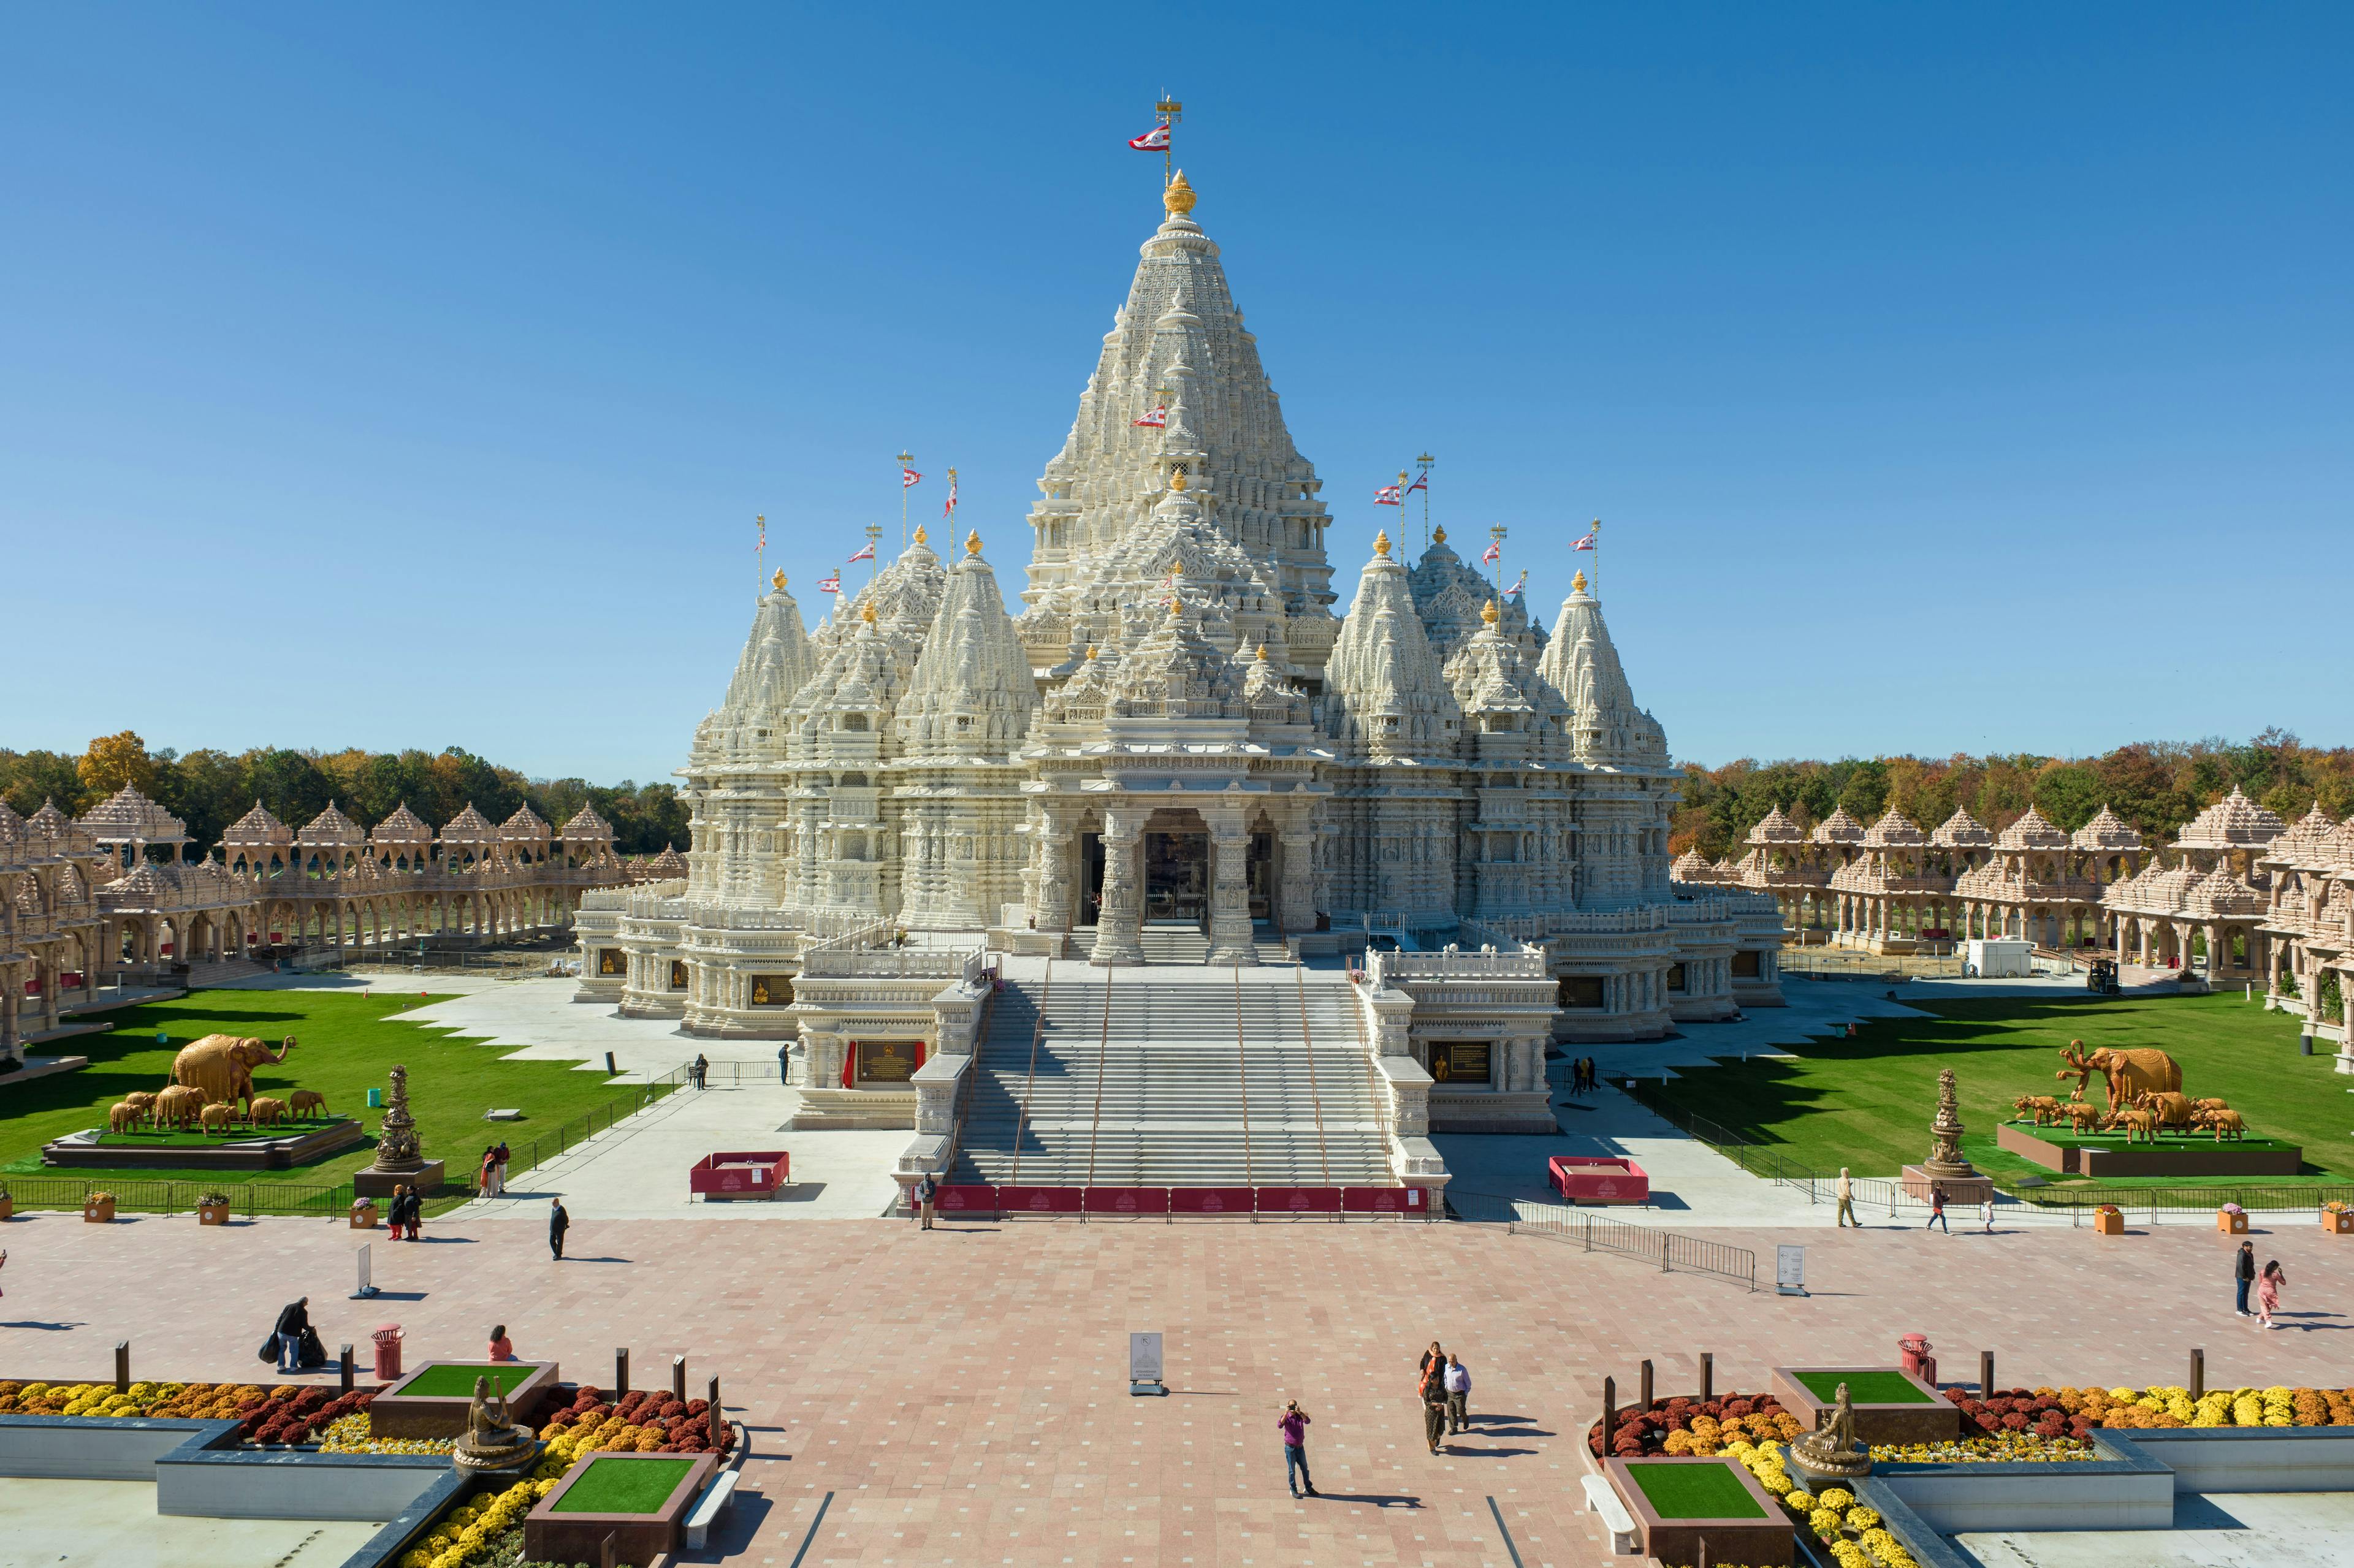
[1084, 1187, 1170, 1215]
[934, 1185, 996, 1214]
[1548, 1156, 1650, 1205]
[1255, 1187, 1343, 1214]
[1169, 1187, 1256, 1216]
[1344, 1186, 1420, 1214]
[996, 1186, 1084, 1214]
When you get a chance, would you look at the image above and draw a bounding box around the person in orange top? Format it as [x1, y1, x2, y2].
[488, 1324, 515, 1361]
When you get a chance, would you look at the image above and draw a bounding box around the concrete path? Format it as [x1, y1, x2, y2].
[0, 1477, 379, 1566]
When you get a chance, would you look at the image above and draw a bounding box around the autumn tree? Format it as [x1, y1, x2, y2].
[78, 730, 158, 800]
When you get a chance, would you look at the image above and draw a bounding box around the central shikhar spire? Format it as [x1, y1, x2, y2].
[1017, 175, 1338, 677]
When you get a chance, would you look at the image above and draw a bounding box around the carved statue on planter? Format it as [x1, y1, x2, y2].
[1789, 1382, 1872, 1483]
[452, 1374, 540, 1475]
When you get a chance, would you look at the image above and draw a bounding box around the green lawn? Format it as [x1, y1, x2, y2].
[0, 990, 653, 1194]
[398, 1362, 540, 1399]
[552, 1456, 698, 1514]
[1650, 992, 2351, 1187]
[2006, 1125, 2299, 1154]
[1792, 1371, 1931, 1405]
[88, 1120, 349, 1147]
[1623, 1460, 1766, 1520]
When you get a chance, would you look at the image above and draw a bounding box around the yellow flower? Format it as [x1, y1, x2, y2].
[1786, 1488, 1815, 1512]
[1810, 1505, 1845, 1539]
[1816, 1487, 1854, 1512]
[1848, 1504, 1881, 1531]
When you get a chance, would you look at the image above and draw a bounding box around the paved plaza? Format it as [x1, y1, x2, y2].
[5, 1205, 2352, 1567]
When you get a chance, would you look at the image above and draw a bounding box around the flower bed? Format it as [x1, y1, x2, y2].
[538, 1384, 736, 1459]
[1586, 1390, 1807, 1458]
[1956, 1383, 2354, 1433]
[1726, 1441, 1918, 1568]
[0, 1380, 381, 1446]
[396, 1475, 552, 1568]
[1870, 1433, 2097, 1463]
[316, 1411, 455, 1455]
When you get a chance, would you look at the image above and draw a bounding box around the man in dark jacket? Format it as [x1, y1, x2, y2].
[273, 1298, 310, 1374]
[2236, 1240, 2257, 1315]
[549, 1197, 569, 1261]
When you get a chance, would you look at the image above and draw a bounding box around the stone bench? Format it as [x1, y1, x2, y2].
[1580, 1471, 1637, 1554]
[683, 1468, 741, 1549]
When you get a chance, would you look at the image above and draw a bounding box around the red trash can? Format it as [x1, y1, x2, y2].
[372, 1325, 405, 1382]
[1899, 1332, 1935, 1385]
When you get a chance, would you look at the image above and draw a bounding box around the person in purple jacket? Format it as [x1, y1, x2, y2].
[1278, 1399, 1317, 1498]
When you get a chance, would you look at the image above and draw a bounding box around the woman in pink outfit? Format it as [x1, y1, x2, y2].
[2257, 1259, 2285, 1328]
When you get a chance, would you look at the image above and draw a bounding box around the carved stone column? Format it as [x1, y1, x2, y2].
[1035, 815, 1075, 934]
[1205, 809, 1256, 966]
[1091, 808, 1145, 966]
[1279, 826, 1317, 934]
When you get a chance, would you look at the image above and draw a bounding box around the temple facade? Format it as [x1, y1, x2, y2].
[615, 173, 1784, 1089]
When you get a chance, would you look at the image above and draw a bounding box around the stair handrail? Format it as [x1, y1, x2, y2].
[1293, 962, 1331, 1187]
[1232, 964, 1254, 1193]
[1346, 967, 1396, 1169]
[1082, 962, 1114, 1197]
[939, 977, 998, 1179]
[1006, 956, 1053, 1190]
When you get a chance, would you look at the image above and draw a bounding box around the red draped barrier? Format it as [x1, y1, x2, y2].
[1343, 1186, 1432, 1214]
[996, 1186, 1084, 1214]
[934, 1184, 996, 1214]
[1255, 1186, 1343, 1214]
[1168, 1187, 1257, 1216]
[1083, 1187, 1170, 1215]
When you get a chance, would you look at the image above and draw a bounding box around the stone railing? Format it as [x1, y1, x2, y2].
[799, 945, 978, 980]
[684, 902, 804, 931]
[1369, 946, 1549, 983]
[623, 885, 689, 918]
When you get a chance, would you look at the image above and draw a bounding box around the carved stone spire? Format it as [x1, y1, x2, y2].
[1325, 536, 1460, 761]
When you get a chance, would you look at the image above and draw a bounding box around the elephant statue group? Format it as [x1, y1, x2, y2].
[167, 1035, 295, 1115]
[2056, 1040, 2181, 1113]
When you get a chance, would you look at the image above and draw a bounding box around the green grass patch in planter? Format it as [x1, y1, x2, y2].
[397, 1362, 539, 1399]
[1623, 1460, 1766, 1520]
[551, 1456, 698, 1513]
[1794, 1370, 1931, 1405]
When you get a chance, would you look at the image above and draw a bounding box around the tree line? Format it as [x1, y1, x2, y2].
[1671, 730, 2354, 861]
[0, 734, 690, 860]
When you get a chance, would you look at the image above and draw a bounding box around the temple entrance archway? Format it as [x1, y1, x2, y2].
[1143, 825, 1208, 927]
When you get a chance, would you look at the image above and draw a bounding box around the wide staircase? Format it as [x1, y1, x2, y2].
[950, 960, 1392, 1187]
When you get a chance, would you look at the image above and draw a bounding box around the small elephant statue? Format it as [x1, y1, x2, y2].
[199, 1102, 237, 1134]
[289, 1089, 328, 1119]
[2060, 1101, 2103, 1132]
[152, 1085, 204, 1130]
[248, 1097, 288, 1128]
[107, 1101, 143, 1133]
[122, 1090, 158, 1117]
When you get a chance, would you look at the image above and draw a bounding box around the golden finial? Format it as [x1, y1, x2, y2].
[1168, 597, 1183, 618]
[1373, 529, 1391, 558]
[771, 568, 787, 592]
[1164, 169, 1197, 216]
[1255, 642, 1270, 661]
[965, 529, 982, 557]
[1481, 598, 1500, 626]
[1433, 524, 1446, 544]
[1572, 569, 1589, 594]
[1170, 468, 1189, 493]
[1085, 644, 1099, 660]
[913, 523, 928, 546]
[861, 599, 878, 625]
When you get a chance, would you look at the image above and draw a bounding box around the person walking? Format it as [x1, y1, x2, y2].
[2235, 1240, 2257, 1316]
[408, 1186, 425, 1241]
[548, 1197, 569, 1261]
[693, 1052, 709, 1090]
[2257, 1260, 2285, 1329]
[493, 1140, 510, 1193]
[272, 1297, 310, 1375]
[1444, 1353, 1471, 1435]
[488, 1324, 516, 1361]
[913, 1173, 937, 1230]
[1926, 1184, 1949, 1233]
[776, 1043, 791, 1085]
[1835, 1168, 1857, 1228]
[1419, 1341, 1444, 1377]
[479, 1147, 498, 1199]
[1278, 1399, 1317, 1498]
[1980, 1193, 1996, 1234]
[1419, 1354, 1450, 1455]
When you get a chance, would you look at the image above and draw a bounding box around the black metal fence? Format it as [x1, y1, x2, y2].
[1444, 1188, 1758, 1291]
[1, 1178, 352, 1217]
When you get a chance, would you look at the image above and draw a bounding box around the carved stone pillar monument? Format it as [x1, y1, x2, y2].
[1205, 810, 1257, 965]
[1902, 1064, 1991, 1204]
[1092, 809, 1145, 966]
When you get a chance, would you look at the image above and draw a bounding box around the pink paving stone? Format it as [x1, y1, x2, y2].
[3, 1212, 2352, 1564]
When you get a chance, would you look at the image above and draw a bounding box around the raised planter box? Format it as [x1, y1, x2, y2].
[1996, 1121, 2302, 1178]
[82, 1195, 115, 1223]
[43, 1117, 368, 1172]
[1770, 1367, 1959, 1447]
[688, 1151, 789, 1200]
[2093, 1209, 2125, 1235]
[2218, 1209, 2249, 1233]
[369, 1360, 559, 1441]
[2326, 1210, 2353, 1235]
[1549, 1155, 1650, 1205]
[196, 1200, 232, 1226]
[350, 1200, 379, 1230]
[1602, 1455, 1792, 1567]
[525, 1450, 717, 1567]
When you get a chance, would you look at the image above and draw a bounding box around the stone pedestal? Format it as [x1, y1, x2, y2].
[356, 1160, 445, 1198]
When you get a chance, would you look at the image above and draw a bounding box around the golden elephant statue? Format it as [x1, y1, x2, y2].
[248, 1097, 288, 1128]
[199, 1102, 237, 1134]
[2058, 1040, 2181, 1112]
[152, 1084, 205, 1130]
[169, 1034, 295, 1114]
[289, 1089, 328, 1119]
[107, 1102, 142, 1133]
[122, 1090, 157, 1118]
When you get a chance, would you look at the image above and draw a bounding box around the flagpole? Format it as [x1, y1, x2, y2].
[1488, 523, 1507, 605]
[1593, 519, 1601, 596]
[1417, 452, 1433, 551]
[897, 449, 913, 549]
[864, 516, 882, 595]
[1156, 96, 1182, 188]
[755, 513, 766, 596]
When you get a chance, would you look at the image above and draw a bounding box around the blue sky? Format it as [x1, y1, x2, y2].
[6, 6, 2347, 783]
